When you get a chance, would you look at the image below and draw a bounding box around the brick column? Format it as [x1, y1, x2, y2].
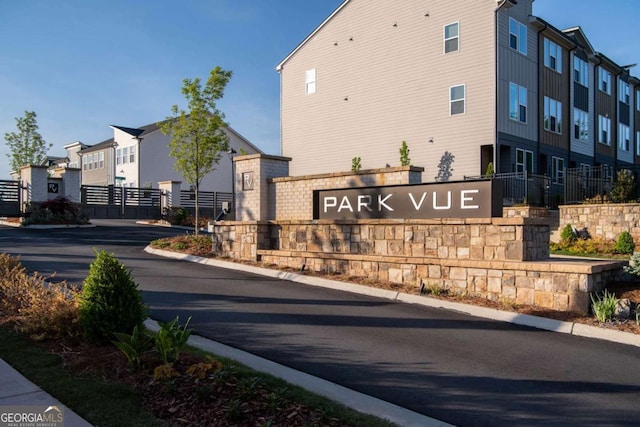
[234, 154, 291, 221]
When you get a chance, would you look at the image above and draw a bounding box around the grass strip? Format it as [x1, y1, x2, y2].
[0, 327, 165, 427]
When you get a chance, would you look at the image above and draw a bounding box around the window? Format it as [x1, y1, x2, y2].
[544, 38, 562, 73]
[619, 80, 630, 104]
[516, 148, 533, 175]
[509, 82, 527, 123]
[93, 153, 98, 169]
[98, 151, 104, 169]
[544, 96, 562, 134]
[573, 108, 589, 142]
[598, 68, 611, 94]
[305, 68, 316, 94]
[598, 115, 611, 145]
[637, 131, 640, 156]
[444, 22, 459, 53]
[87, 153, 93, 170]
[619, 124, 630, 151]
[122, 147, 129, 164]
[552, 156, 565, 184]
[82, 155, 87, 171]
[116, 148, 122, 165]
[509, 17, 527, 55]
[573, 56, 588, 86]
[637, 90, 640, 111]
[129, 146, 135, 163]
[450, 84, 465, 115]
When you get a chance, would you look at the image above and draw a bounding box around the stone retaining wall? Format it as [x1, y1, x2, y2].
[558, 203, 640, 244]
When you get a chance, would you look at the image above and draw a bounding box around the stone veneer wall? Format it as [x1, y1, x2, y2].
[269, 166, 424, 220]
[558, 204, 640, 245]
[211, 218, 623, 313]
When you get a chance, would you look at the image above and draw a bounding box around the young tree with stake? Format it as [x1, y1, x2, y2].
[160, 66, 233, 234]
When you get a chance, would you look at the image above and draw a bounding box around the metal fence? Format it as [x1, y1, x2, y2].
[179, 190, 233, 220]
[0, 179, 21, 216]
[465, 172, 561, 208]
[564, 165, 614, 204]
[81, 185, 162, 219]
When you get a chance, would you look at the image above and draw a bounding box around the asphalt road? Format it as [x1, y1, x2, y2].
[1, 220, 639, 427]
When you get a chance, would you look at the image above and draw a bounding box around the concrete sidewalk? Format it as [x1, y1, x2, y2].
[0, 359, 91, 427]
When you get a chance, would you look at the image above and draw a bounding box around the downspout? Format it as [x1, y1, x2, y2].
[594, 56, 602, 167]
[535, 21, 547, 175]
[567, 45, 577, 168]
[494, 1, 508, 173]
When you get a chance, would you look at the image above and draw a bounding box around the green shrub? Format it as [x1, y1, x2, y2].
[112, 324, 153, 370]
[22, 196, 89, 225]
[591, 290, 618, 323]
[560, 224, 577, 244]
[484, 162, 494, 176]
[351, 156, 362, 172]
[399, 141, 410, 166]
[615, 231, 635, 254]
[624, 252, 640, 278]
[609, 170, 636, 203]
[78, 250, 148, 344]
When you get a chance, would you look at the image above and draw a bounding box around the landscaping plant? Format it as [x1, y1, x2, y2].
[112, 324, 154, 370]
[624, 252, 640, 278]
[351, 156, 362, 172]
[399, 140, 410, 166]
[615, 231, 636, 255]
[155, 316, 193, 364]
[590, 290, 618, 323]
[78, 250, 148, 344]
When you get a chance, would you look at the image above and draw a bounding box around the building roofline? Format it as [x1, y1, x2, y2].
[276, 0, 350, 72]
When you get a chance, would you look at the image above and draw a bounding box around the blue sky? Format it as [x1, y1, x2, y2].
[1, 0, 638, 179]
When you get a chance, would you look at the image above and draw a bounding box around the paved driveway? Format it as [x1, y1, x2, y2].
[1, 220, 639, 426]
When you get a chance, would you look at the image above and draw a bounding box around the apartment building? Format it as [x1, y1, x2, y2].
[277, 0, 639, 186]
[75, 121, 261, 192]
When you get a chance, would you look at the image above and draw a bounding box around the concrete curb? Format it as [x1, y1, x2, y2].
[144, 319, 452, 427]
[145, 246, 640, 348]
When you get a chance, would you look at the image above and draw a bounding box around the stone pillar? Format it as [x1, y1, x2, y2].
[59, 168, 81, 202]
[20, 165, 49, 206]
[158, 181, 182, 212]
[234, 154, 291, 221]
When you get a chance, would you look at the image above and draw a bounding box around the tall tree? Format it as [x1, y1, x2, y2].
[160, 66, 233, 235]
[4, 111, 51, 173]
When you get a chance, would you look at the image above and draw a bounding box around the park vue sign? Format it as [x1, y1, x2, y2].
[314, 179, 502, 220]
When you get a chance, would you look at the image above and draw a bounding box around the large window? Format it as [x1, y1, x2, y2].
[573, 56, 588, 86]
[637, 131, 640, 156]
[98, 151, 104, 169]
[116, 148, 122, 165]
[619, 124, 630, 151]
[122, 147, 129, 164]
[637, 89, 640, 111]
[444, 22, 459, 53]
[450, 84, 465, 115]
[619, 80, 630, 104]
[552, 156, 565, 184]
[516, 148, 533, 175]
[599, 68, 611, 94]
[509, 17, 527, 55]
[544, 38, 562, 73]
[573, 108, 588, 142]
[598, 115, 611, 145]
[129, 146, 136, 163]
[82, 155, 88, 171]
[544, 96, 562, 134]
[305, 68, 316, 94]
[509, 82, 527, 123]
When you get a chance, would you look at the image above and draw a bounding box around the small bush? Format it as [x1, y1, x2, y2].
[78, 250, 148, 344]
[351, 157, 362, 172]
[560, 224, 577, 244]
[609, 170, 636, 203]
[155, 316, 192, 364]
[624, 252, 640, 278]
[591, 290, 618, 323]
[22, 196, 89, 225]
[615, 231, 635, 255]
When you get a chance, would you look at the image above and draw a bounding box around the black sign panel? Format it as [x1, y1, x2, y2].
[314, 180, 502, 220]
[48, 183, 59, 194]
